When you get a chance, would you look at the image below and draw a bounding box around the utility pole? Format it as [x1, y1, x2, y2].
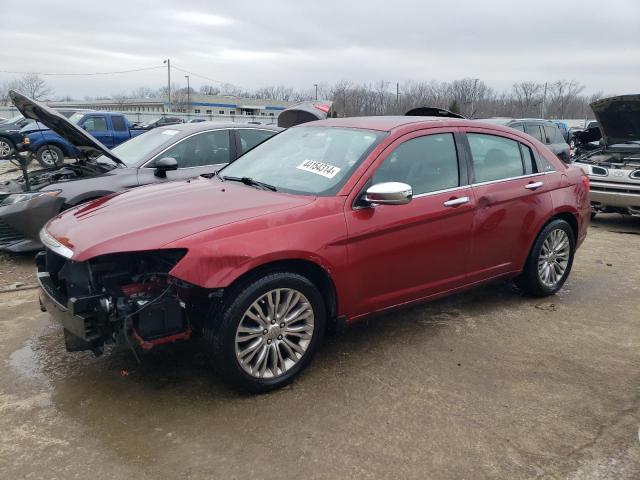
[314, 83, 318, 100]
[163, 58, 171, 112]
[184, 75, 190, 115]
[396, 82, 400, 107]
[541, 82, 547, 119]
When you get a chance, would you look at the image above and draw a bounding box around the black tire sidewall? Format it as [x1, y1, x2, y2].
[36, 145, 64, 167]
[211, 272, 326, 393]
[526, 219, 576, 296]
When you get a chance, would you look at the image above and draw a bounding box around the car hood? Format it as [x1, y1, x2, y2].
[45, 177, 315, 261]
[9, 90, 125, 165]
[590, 94, 640, 146]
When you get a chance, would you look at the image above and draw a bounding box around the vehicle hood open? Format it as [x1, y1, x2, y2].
[590, 94, 640, 146]
[9, 90, 125, 165]
[45, 177, 314, 261]
[277, 101, 334, 128]
[405, 107, 465, 119]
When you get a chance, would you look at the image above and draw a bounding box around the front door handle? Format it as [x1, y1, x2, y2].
[525, 181, 544, 190]
[443, 196, 470, 207]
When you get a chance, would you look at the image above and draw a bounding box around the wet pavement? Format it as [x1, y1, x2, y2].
[1, 214, 639, 479]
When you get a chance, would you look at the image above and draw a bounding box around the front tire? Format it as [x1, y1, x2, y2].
[0, 138, 15, 159]
[515, 219, 575, 297]
[36, 145, 64, 168]
[204, 272, 326, 393]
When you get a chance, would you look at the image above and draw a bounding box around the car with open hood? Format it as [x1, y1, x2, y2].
[36, 114, 590, 393]
[0, 91, 281, 252]
[572, 95, 640, 217]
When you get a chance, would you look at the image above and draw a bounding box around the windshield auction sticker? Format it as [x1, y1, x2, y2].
[296, 160, 341, 179]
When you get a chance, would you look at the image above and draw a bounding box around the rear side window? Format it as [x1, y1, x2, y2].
[511, 124, 525, 132]
[544, 125, 562, 144]
[112, 116, 127, 132]
[238, 129, 277, 154]
[372, 133, 459, 195]
[524, 124, 544, 143]
[82, 116, 108, 132]
[468, 134, 526, 182]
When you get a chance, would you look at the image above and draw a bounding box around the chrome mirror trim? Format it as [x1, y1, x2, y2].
[364, 182, 413, 206]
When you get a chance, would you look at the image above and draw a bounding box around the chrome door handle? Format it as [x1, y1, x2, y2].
[525, 181, 544, 190]
[443, 196, 470, 207]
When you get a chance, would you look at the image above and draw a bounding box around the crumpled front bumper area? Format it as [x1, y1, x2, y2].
[0, 194, 64, 252]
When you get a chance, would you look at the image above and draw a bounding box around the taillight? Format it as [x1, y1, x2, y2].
[314, 103, 330, 113]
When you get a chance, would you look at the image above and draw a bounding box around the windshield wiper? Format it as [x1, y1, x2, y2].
[221, 176, 277, 191]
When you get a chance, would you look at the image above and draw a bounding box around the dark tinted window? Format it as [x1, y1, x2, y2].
[525, 124, 544, 142]
[544, 125, 562, 144]
[511, 124, 525, 132]
[82, 116, 108, 131]
[372, 133, 459, 195]
[520, 144, 537, 175]
[468, 133, 524, 182]
[112, 116, 127, 132]
[159, 130, 230, 168]
[238, 129, 278, 154]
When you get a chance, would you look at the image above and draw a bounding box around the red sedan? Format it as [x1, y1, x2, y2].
[38, 116, 590, 392]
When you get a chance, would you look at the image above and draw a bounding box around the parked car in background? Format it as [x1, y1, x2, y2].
[0, 109, 90, 160]
[573, 95, 640, 217]
[139, 116, 184, 129]
[552, 120, 570, 142]
[36, 115, 589, 392]
[570, 121, 601, 154]
[482, 118, 571, 162]
[0, 91, 282, 252]
[18, 110, 147, 167]
[187, 118, 207, 123]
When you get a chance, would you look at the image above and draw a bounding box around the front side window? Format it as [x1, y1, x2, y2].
[468, 133, 528, 182]
[82, 116, 108, 131]
[525, 124, 544, 142]
[372, 133, 459, 195]
[220, 127, 385, 196]
[237, 129, 278, 154]
[157, 130, 230, 168]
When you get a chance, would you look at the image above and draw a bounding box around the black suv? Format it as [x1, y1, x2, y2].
[483, 118, 570, 163]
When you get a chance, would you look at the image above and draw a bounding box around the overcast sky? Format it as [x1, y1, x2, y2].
[1, 0, 639, 98]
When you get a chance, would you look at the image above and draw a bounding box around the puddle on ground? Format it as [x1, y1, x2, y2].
[8, 340, 48, 385]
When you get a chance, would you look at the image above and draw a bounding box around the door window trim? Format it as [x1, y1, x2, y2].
[141, 128, 233, 170]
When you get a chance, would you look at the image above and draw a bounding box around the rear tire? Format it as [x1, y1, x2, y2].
[515, 219, 575, 297]
[203, 272, 326, 393]
[0, 138, 14, 159]
[36, 145, 64, 168]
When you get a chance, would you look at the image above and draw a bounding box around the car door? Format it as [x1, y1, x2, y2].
[463, 127, 558, 281]
[110, 115, 130, 146]
[137, 129, 233, 184]
[344, 129, 475, 317]
[80, 115, 113, 147]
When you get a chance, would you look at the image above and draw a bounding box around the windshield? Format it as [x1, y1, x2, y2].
[95, 128, 183, 166]
[220, 126, 385, 196]
[68, 113, 85, 124]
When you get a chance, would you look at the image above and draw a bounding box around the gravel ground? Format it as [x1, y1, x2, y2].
[0, 214, 639, 479]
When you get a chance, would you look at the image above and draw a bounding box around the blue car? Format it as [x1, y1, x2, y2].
[18, 111, 145, 167]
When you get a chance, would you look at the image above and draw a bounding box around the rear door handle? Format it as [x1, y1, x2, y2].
[525, 181, 544, 190]
[443, 196, 470, 207]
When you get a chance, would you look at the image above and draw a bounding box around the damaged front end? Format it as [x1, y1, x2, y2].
[36, 245, 215, 355]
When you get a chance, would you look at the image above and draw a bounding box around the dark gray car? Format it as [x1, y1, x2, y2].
[482, 118, 570, 163]
[0, 94, 281, 252]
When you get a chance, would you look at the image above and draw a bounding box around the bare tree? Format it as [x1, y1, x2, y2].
[200, 84, 220, 96]
[547, 80, 585, 119]
[0, 79, 20, 105]
[512, 82, 543, 117]
[16, 74, 53, 100]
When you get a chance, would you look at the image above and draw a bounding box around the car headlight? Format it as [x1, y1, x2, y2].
[0, 190, 61, 207]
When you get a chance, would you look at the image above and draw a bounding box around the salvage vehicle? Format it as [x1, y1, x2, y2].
[18, 111, 146, 167]
[573, 95, 640, 217]
[37, 113, 590, 392]
[139, 116, 184, 129]
[483, 118, 570, 162]
[0, 109, 89, 160]
[0, 91, 281, 252]
[570, 121, 601, 155]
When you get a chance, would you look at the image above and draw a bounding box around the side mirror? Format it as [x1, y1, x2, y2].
[153, 157, 178, 177]
[364, 182, 412, 206]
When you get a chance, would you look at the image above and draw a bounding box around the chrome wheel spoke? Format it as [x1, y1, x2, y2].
[537, 228, 571, 288]
[235, 287, 315, 379]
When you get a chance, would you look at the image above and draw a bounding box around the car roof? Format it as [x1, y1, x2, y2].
[155, 122, 283, 133]
[298, 116, 468, 132]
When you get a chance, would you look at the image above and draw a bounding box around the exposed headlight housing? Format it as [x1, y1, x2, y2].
[0, 190, 61, 207]
[39, 227, 74, 259]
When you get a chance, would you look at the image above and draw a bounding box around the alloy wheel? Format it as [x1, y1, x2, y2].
[40, 150, 59, 166]
[0, 140, 11, 158]
[537, 229, 570, 288]
[234, 288, 315, 379]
